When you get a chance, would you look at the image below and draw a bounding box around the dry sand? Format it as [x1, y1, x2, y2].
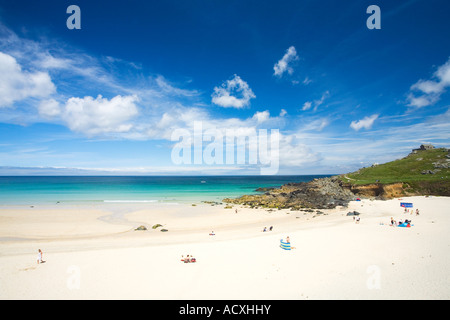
[0, 196, 449, 300]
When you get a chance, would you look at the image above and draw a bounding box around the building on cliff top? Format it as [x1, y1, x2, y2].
[413, 144, 435, 152]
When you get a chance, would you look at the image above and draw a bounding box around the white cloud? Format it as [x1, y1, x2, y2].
[411, 80, 443, 94]
[252, 110, 270, 123]
[350, 114, 379, 131]
[407, 57, 450, 108]
[302, 77, 312, 85]
[302, 101, 312, 111]
[38, 99, 61, 118]
[406, 93, 439, 108]
[435, 58, 450, 85]
[155, 75, 200, 97]
[277, 133, 321, 167]
[211, 74, 255, 108]
[302, 91, 330, 112]
[273, 46, 299, 77]
[62, 95, 139, 136]
[0, 52, 55, 107]
[317, 119, 329, 131]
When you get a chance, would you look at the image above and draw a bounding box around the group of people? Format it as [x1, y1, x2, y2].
[404, 208, 420, 215]
[262, 226, 273, 232]
[181, 254, 196, 263]
[390, 217, 413, 227]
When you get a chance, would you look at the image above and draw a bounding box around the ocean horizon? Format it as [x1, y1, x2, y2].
[0, 175, 332, 205]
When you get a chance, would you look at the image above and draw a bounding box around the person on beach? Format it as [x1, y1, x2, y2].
[269, 226, 273, 231]
[416, 209, 420, 216]
[390, 217, 396, 226]
[263, 227, 267, 232]
[284, 236, 296, 249]
[182, 255, 196, 263]
[37, 249, 43, 264]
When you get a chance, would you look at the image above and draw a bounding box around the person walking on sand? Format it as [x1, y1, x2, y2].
[37, 249, 43, 264]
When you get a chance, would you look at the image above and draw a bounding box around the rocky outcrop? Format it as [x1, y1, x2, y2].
[223, 177, 355, 209]
[223, 176, 417, 210]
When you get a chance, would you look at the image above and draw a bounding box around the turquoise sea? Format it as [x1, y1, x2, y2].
[0, 175, 331, 205]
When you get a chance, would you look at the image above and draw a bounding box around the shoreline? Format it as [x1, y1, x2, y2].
[1, 196, 449, 299]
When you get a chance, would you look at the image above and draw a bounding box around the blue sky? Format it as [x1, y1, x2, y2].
[0, 0, 449, 175]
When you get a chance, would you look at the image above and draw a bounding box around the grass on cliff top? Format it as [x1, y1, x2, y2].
[339, 148, 450, 185]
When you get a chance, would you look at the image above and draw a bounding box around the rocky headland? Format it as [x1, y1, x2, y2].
[223, 145, 450, 210]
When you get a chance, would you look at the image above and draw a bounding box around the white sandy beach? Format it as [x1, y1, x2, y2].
[0, 196, 449, 300]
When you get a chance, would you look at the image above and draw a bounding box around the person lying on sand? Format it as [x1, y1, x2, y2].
[182, 255, 197, 263]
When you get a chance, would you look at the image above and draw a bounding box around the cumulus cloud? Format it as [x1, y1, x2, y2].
[273, 46, 299, 77]
[277, 133, 321, 167]
[350, 114, 379, 131]
[38, 99, 61, 118]
[211, 74, 255, 108]
[62, 95, 139, 136]
[0, 52, 55, 107]
[252, 110, 270, 123]
[407, 57, 450, 108]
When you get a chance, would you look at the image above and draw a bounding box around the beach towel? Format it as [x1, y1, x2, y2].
[280, 239, 291, 250]
[398, 222, 412, 227]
